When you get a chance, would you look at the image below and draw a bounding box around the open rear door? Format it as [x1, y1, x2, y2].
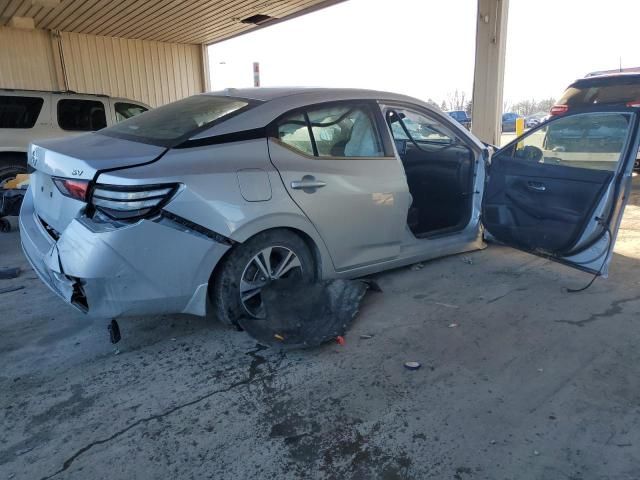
[483, 107, 640, 276]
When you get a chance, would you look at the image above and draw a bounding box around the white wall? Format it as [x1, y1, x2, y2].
[0, 26, 204, 107]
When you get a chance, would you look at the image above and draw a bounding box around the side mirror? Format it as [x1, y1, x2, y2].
[515, 145, 543, 162]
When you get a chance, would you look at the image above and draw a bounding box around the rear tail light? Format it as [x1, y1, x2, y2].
[90, 184, 178, 220]
[53, 178, 90, 201]
[549, 104, 569, 116]
[626, 100, 640, 107]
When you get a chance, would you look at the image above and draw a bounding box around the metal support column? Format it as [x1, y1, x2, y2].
[471, 0, 509, 146]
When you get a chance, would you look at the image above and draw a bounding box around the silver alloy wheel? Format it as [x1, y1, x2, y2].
[239, 245, 303, 318]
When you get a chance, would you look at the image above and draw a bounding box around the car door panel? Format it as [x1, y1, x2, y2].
[400, 141, 475, 232]
[267, 101, 412, 272]
[484, 108, 640, 275]
[268, 140, 411, 271]
[484, 159, 612, 253]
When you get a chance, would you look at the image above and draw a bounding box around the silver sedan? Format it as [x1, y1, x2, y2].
[20, 88, 640, 327]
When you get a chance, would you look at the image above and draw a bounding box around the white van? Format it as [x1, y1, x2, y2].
[0, 89, 149, 185]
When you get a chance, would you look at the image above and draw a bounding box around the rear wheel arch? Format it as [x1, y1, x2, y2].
[208, 226, 320, 326]
[229, 214, 333, 276]
[209, 226, 323, 286]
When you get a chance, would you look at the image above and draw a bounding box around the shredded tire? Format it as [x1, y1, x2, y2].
[210, 229, 316, 327]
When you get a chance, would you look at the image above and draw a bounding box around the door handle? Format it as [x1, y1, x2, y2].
[291, 177, 327, 190]
[527, 181, 546, 192]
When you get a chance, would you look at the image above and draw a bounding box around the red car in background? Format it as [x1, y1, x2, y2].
[550, 72, 640, 168]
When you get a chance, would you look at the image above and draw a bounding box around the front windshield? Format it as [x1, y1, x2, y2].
[101, 95, 253, 147]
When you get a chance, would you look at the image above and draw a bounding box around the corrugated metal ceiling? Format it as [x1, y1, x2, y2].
[0, 0, 345, 45]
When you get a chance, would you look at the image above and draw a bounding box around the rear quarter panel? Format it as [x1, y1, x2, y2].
[95, 139, 337, 278]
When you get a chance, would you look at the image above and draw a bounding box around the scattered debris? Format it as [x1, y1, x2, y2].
[237, 277, 372, 349]
[490, 440, 497, 445]
[410, 262, 425, 271]
[0, 267, 20, 279]
[533, 450, 540, 456]
[461, 256, 473, 265]
[113, 349, 120, 355]
[359, 334, 374, 339]
[336, 336, 346, 346]
[404, 361, 421, 370]
[0, 285, 24, 295]
[108, 319, 121, 344]
[448, 323, 459, 328]
[537, 368, 544, 372]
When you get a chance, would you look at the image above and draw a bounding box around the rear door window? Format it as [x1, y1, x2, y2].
[0, 96, 44, 128]
[277, 113, 314, 156]
[276, 103, 385, 158]
[57, 99, 107, 131]
[114, 102, 148, 122]
[309, 105, 384, 157]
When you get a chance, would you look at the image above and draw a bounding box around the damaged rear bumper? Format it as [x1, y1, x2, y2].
[19, 190, 231, 318]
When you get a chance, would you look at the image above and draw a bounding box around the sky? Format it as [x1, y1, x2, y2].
[208, 0, 640, 108]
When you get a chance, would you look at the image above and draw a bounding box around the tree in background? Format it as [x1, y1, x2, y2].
[535, 97, 556, 113]
[512, 99, 537, 116]
[464, 100, 473, 116]
[436, 93, 555, 117]
[508, 97, 557, 116]
[446, 90, 467, 111]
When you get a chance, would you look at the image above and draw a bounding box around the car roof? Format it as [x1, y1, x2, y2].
[0, 88, 109, 97]
[193, 86, 458, 141]
[571, 72, 640, 87]
[205, 86, 419, 102]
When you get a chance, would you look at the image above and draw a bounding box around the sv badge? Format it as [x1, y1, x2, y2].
[72, 169, 84, 176]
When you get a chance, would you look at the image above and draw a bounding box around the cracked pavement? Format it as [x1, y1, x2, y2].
[2, 179, 640, 480]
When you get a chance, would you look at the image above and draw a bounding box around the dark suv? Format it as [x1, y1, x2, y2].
[446, 110, 471, 129]
[550, 73, 640, 167]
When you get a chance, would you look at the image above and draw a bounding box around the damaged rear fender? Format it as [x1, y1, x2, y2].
[55, 217, 231, 318]
[228, 214, 335, 279]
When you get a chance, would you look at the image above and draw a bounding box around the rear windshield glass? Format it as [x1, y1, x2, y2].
[100, 95, 253, 147]
[560, 78, 640, 107]
[0, 96, 44, 128]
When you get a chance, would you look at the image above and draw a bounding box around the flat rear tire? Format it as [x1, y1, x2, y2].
[211, 230, 316, 327]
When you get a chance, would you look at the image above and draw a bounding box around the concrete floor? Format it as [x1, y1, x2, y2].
[2, 182, 640, 480]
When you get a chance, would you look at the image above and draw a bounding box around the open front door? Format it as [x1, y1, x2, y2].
[483, 107, 640, 276]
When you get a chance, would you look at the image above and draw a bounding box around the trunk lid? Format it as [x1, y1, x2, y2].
[29, 133, 166, 233]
